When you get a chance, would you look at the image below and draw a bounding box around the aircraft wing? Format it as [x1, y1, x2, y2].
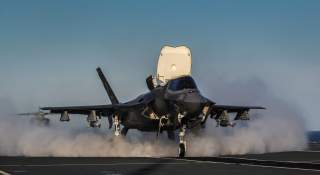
[211, 105, 265, 113]
[41, 102, 143, 116]
[17, 112, 50, 116]
[209, 104, 265, 119]
[17, 112, 37, 116]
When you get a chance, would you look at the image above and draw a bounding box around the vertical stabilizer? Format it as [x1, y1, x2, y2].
[96, 67, 119, 104]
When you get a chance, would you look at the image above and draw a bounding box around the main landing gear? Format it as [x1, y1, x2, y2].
[114, 115, 121, 136]
[111, 114, 129, 137]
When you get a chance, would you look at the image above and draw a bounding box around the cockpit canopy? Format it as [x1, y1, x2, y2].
[168, 76, 197, 91]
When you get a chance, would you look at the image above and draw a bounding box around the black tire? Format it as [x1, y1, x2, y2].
[178, 143, 185, 158]
[121, 127, 129, 136]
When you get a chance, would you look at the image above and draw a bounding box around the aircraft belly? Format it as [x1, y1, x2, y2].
[121, 110, 158, 131]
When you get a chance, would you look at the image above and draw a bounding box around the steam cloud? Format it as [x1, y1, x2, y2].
[0, 78, 307, 157]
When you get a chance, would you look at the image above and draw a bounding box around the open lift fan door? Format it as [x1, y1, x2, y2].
[157, 46, 192, 84]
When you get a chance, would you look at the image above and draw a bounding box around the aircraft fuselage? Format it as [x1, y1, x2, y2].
[118, 76, 210, 133]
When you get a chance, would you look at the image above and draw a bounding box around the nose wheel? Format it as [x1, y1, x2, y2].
[178, 124, 187, 158]
[178, 143, 186, 158]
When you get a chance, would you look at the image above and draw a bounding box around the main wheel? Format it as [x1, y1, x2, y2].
[121, 127, 129, 136]
[178, 143, 186, 158]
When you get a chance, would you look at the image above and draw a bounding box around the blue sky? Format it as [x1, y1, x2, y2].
[0, 1, 319, 129]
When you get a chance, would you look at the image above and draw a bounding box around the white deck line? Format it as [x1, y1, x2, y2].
[0, 162, 190, 167]
[159, 157, 320, 172]
[222, 156, 320, 164]
[0, 170, 11, 175]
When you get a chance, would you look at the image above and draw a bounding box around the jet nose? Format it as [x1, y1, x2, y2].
[182, 91, 205, 114]
[183, 90, 206, 103]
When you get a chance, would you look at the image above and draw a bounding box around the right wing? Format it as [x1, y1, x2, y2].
[41, 102, 142, 116]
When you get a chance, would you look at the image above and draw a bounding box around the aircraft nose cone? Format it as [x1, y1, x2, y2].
[182, 91, 204, 114]
[183, 91, 205, 103]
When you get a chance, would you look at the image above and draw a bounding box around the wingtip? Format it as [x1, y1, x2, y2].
[40, 107, 48, 110]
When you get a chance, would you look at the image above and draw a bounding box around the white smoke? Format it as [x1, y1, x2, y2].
[0, 78, 307, 157]
[187, 77, 307, 156]
[188, 109, 307, 156]
[0, 114, 176, 157]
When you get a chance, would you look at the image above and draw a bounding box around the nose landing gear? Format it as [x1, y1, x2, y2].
[177, 112, 187, 158]
[178, 124, 187, 158]
[178, 143, 186, 158]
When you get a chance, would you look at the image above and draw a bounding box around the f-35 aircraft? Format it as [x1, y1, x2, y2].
[37, 46, 265, 157]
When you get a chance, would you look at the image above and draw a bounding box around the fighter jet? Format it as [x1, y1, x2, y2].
[37, 46, 265, 157]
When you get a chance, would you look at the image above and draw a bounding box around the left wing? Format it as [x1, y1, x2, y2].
[211, 105, 265, 113]
[209, 104, 266, 120]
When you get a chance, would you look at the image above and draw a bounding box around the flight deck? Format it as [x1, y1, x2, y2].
[0, 143, 319, 175]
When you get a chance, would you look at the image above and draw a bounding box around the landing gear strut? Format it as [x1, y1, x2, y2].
[177, 112, 187, 158]
[114, 115, 121, 136]
[178, 124, 186, 158]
